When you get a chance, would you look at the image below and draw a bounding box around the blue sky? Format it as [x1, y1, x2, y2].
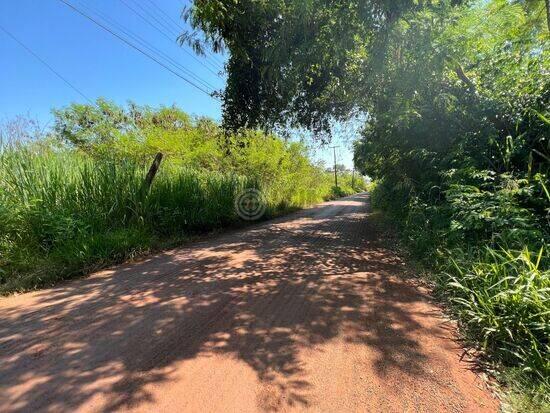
[0, 0, 355, 168]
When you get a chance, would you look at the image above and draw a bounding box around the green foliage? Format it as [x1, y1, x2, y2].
[182, 0, 445, 133]
[0, 103, 362, 293]
[52, 101, 345, 209]
[440, 247, 549, 381]
[0, 147, 246, 292]
[339, 171, 367, 196]
[445, 171, 547, 246]
[370, 175, 549, 410]
[437, 244, 550, 412]
[350, 0, 550, 407]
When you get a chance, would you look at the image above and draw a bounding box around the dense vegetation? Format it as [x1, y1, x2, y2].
[0, 103, 364, 294]
[357, 3, 550, 408]
[184, 0, 549, 409]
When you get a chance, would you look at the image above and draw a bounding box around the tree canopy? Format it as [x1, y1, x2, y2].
[182, 0, 467, 133]
[183, 0, 548, 138]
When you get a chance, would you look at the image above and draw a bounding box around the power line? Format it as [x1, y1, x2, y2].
[118, 0, 221, 77]
[141, 0, 224, 71]
[145, 0, 184, 33]
[329, 146, 340, 187]
[0, 23, 93, 104]
[58, 0, 220, 101]
[0, 19, 178, 146]
[135, 0, 224, 73]
[131, 0, 178, 36]
[206, 50, 225, 68]
[173, 3, 225, 68]
[144, 0, 226, 69]
[76, 0, 219, 91]
[119, 0, 216, 75]
[0, 21, 143, 143]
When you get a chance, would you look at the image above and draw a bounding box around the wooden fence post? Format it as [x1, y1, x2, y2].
[144, 152, 163, 190]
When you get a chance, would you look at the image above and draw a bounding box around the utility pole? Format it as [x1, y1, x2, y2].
[329, 146, 339, 187]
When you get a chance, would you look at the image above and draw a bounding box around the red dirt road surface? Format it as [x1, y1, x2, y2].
[0, 194, 498, 412]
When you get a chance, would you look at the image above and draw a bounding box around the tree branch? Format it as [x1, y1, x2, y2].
[455, 65, 476, 92]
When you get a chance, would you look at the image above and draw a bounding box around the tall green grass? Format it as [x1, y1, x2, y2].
[369, 178, 549, 411]
[0, 140, 359, 293]
[0, 103, 366, 293]
[439, 246, 550, 411]
[0, 147, 252, 293]
[441, 247, 549, 377]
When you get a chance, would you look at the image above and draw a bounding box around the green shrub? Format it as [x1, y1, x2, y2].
[370, 175, 549, 409]
[0, 107, 364, 293]
[440, 247, 549, 383]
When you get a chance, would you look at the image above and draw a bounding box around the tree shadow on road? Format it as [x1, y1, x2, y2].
[0, 194, 456, 412]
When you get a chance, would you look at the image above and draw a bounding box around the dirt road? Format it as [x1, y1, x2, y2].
[0, 194, 498, 412]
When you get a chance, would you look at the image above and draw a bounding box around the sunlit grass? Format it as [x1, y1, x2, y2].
[0, 147, 251, 292]
[0, 145, 363, 293]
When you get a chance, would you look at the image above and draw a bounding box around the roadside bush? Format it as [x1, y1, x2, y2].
[357, 0, 549, 407]
[369, 173, 549, 409]
[440, 247, 549, 379]
[0, 105, 362, 293]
